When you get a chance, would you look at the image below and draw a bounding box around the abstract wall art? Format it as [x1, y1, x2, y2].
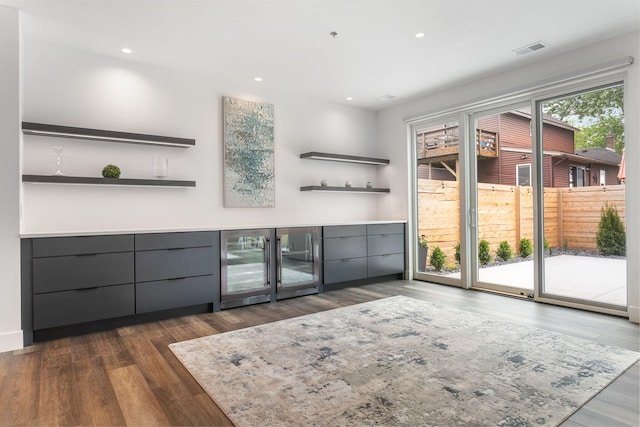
[222, 96, 275, 208]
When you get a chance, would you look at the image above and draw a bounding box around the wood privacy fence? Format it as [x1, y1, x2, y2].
[418, 180, 626, 259]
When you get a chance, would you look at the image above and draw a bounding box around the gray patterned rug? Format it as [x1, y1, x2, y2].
[169, 296, 639, 426]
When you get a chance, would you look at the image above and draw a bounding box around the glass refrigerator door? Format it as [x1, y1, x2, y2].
[221, 229, 273, 308]
[276, 227, 320, 297]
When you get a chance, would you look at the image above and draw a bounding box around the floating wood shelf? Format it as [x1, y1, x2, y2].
[22, 122, 195, 148]
[300, 186, 389, 193]
[300, 152, 389, 165]
[22, 175, 196, 188]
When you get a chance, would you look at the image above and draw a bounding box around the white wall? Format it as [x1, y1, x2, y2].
[20, 41, 384, 234]
[376, 31, 640, 322]
[0, 30, 387, 352]
[0, 6, 22, 352]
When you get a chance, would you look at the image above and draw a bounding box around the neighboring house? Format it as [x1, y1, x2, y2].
[417, 111, 622, 188]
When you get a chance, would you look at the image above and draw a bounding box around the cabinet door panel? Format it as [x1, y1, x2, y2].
[367, 253, 405, 277]
[367, 233, 405, 257]
[323, 258, 367, 284]
[136, 275, 214, 313]
[135, 232, 216, 251]
[367, 223, 404, 235]
[33, 252, 134, 293]
[323, 225, 366, 239]
[33, 235, 134, 257]
[323, 236, 367, 261]
[33, 284, 134, 329]
[136, 247, 214, 282]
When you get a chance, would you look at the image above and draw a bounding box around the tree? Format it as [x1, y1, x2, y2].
[544, 86, 624, 153]
[573, 115, 625, 152]
[596, 202, 626, 256]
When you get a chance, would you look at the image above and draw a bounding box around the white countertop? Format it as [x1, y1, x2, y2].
[20, 220, 407, 238]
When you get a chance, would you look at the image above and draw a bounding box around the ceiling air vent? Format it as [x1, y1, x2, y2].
[512, 41, 547, 56]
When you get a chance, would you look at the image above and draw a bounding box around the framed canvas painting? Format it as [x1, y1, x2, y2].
[222, 96, 275, 208]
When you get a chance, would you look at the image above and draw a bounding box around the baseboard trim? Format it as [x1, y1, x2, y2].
[0, 330, 23, 353]
[628, 305, 639, 324]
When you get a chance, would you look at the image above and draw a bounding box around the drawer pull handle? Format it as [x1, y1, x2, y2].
[168, 248, 186, 251]
[76, 287, 99, 292]
[168, 277, 185, 281]
[76, 253, 98, 257]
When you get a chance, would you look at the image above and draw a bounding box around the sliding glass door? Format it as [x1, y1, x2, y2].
[469, 103, 535, 296]
[411, 75, 628, 316]
[537, 83, 627, 310]
[412, 116, 462, 287]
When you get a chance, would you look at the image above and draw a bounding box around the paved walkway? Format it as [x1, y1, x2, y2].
[446, 255, 627, 306]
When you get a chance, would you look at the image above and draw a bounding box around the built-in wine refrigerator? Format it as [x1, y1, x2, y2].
[220, 228, 275, 309]
[220, 227, 321, 309]
[276, 226, 321, 300]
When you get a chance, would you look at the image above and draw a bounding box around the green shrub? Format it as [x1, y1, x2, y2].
[430, 246, 446, 271]
[496, 241, 512, 261]
[519, 238, 533, 258]
[454, 242, 461, 263]
[478, 240, 491, 265]
[102, 164, 121, 178]
[596, 202, 626, 256]
[543, 238, 550, 253]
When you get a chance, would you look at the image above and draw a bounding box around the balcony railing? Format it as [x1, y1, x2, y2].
[417, 124, 499, 160]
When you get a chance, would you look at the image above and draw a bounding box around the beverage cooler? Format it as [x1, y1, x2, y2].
[220, 228, 275, 309]
[220, 226, 320, 309]
[276, 226, 321, 300]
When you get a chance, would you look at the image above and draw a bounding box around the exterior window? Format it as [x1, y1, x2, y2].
[600, 169, 606, 186]
[570, 166, 586, 187]
[516, 163, 531, 186]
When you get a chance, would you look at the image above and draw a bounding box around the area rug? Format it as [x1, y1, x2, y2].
[169, 296, 639, 426]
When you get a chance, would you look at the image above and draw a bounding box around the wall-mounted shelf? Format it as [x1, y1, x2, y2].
[22, 122, 195, 148]
[300, 152, 389, 165]
[23, 175, 196, 188]
[300, 186, 389, 194]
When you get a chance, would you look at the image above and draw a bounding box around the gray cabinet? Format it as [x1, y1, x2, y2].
[366, 223, 405, 277]
[22, 231, 220, 344]
[322, 226, 368, 284]
[134, 231, 219, 313]
[28, 235, 135, 330]
[322, 223, 405, 285]
[33, 284, 135, 330]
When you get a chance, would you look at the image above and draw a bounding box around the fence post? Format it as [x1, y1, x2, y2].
[558, 189, 563, 248]
[515, 186, 521, 247]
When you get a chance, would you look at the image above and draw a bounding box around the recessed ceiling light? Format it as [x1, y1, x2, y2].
[376, 94, 396, 101]
[346, 97, 353, 101]
[254, 77, 263, 82]
[121, 48, 132, 54]
[415, 32, 425, 38]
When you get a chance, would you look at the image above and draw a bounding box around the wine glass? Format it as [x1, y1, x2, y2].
[52, 145, 64, 175]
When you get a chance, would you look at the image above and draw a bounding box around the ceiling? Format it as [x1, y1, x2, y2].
[1, 0, 639, 110]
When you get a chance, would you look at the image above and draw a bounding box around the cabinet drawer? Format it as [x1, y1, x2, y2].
[33, 252, 134, 293]
[136, 275, 214, 313]
[323, 236, 367, 261]
[135, 231, 216, 251]
[136, 246, 214, 282]
[33, 284, 134, 329]
[368, 253, 405, 277]
[33, 234, 134, 257]
[367, 233, 405, 257]
[367, 223, 404, 235]
[323, 225, 366, 239]
[323, 258, 367, 284]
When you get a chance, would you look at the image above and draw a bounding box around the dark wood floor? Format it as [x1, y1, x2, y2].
[1, 280, 638, 426]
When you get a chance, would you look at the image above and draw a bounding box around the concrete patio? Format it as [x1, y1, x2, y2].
[446, 255, 627, 306]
